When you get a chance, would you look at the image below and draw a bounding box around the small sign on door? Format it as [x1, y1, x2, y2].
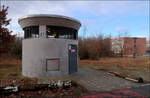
[71, 49, 76, 53]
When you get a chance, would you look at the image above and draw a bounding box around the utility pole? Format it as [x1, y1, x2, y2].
[83, 26, 87, 40]
[149, 2, 150, 81]
[133, 37, 137, 58]
[0, 0, 1, 27]
[0, 0, 1, 11]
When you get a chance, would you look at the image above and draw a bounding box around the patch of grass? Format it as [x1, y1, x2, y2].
[0, 58, 22, 78]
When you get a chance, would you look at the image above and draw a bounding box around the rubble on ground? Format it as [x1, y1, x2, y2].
[0, 78, 87, 97]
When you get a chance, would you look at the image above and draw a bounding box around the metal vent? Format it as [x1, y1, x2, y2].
[46, 58, 60, 71]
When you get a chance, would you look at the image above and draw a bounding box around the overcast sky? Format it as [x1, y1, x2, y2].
[1, 1, 149, 39]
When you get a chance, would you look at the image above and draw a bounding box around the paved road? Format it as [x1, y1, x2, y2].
[130, 84, 150, 97]
[71, 68, 143, 92]
[38, 67, 149, 97]
[82, 84, 150, 98]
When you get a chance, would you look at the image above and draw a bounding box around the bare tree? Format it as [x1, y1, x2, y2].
[0, 5, 15, 56]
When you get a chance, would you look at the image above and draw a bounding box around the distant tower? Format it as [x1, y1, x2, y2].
[18, 14, 81, 77]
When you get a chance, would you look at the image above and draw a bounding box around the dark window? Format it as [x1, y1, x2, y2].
[134, 38, 136, 48]
[46, 26, 77, 40]
[23, 26, 39, 39]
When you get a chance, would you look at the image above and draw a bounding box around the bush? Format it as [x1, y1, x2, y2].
[78, 38, 89, 59]
[86, 38, 100, 60]
[10, 37, 22, 59]
[78, 36, 113, 60]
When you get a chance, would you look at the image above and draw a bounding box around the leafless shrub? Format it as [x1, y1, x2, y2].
[78, 35, 113, 60]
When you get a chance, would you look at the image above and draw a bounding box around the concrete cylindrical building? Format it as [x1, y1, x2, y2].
[18, 14, 81, 77]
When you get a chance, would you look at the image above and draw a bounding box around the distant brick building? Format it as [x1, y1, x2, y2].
[146, 41, 150, 55]
[111, 37, 146, 56]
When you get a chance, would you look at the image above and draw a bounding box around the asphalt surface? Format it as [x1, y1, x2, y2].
[71, 68, 142, 92]
[82, 84, 150, 98]
[130, 84, 150, 97]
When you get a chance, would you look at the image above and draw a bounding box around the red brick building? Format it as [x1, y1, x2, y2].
[111, 37, 146, 56]
[146, 41, 150, 55]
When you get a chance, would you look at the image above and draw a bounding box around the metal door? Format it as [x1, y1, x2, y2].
[68, 44, 77, 74]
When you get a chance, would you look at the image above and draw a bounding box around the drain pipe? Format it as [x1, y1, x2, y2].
[125, 77, 144, 83]
[108, 71, 144, 83]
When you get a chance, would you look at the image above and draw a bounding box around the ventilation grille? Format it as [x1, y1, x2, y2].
[46, 58, 60, 71]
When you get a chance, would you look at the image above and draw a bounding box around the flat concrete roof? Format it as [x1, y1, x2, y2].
[19, 14, 81, 25]
[18, 14, 81, 30]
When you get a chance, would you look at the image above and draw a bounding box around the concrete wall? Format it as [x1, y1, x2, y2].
[39, 25, 46, 37]
[22, 38, 77, 77]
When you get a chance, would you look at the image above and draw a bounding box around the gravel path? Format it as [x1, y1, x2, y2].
[71, 68, 143, 92]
